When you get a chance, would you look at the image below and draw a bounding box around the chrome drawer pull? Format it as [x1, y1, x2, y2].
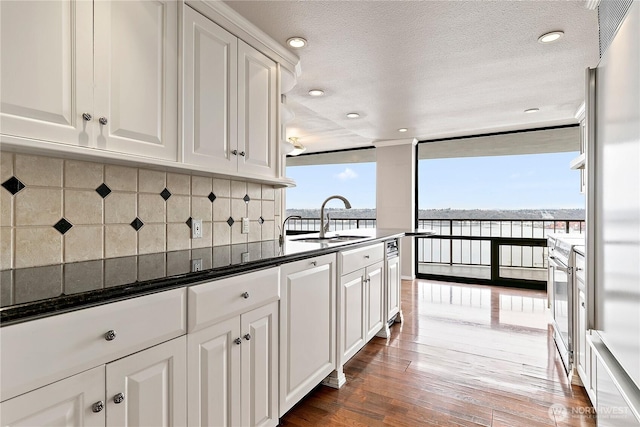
[104, 330, 117, 341]
[241, 292, 250, 299]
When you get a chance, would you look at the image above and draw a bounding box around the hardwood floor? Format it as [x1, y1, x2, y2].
[280, 279, 596, 427]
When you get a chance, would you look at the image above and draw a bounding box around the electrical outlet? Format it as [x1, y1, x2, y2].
[241, 217, 249, 234]
[241, 252, 249, 263]
[191, 219, 202, 239]
[191, 258, 203, 272]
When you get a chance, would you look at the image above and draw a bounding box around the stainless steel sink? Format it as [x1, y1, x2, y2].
[292, 235, 371, 244]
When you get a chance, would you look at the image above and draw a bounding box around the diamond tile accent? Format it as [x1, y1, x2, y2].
[208, 192, 217, 202]
[243, 194, 250, 203]
[53, 218, 73, 235]
[227, 217, 235, 227]
[160, 188, 172, 201]
[258, 216, 264, 225]
[95, 183, 112, 199]
[186, 217, 193, 228]
[130, 217, 144, 231]
[2, 176, 26, 195]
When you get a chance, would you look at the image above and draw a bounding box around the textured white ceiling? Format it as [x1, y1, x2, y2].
[226, 0, 599, 154]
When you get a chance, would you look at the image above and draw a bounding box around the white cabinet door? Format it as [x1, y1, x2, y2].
[365, 261, 385, 341]
[240, 302, 278, 427]
[93, 0, 178, 160]
[183, 6, 238, 171]
[106, 336, 187, 427]
[188, 317, 241, 427]
[237, 41, 277, 178]
[386, 255, 401, 321]
[340, 269, 366, 364]
[0, 0, 93, 146]
[0, 366, 105, 427]
[279, 254, 336, 416]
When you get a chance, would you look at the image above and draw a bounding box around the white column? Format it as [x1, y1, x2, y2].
[374, 138, 417, 279]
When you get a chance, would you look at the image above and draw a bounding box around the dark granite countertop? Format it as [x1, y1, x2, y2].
[0, 228, 433, 326]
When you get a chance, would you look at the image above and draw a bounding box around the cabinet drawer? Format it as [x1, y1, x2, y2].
[0, 288, 186, 402]
[339, 243, 384, 275]
[575, 252, 585, 284]
[188, 267, 279, 332]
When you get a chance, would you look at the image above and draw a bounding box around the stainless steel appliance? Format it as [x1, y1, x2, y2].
[548, 234, 584, 376]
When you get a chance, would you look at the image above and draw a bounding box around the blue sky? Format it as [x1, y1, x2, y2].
[286, 152, 585, 210]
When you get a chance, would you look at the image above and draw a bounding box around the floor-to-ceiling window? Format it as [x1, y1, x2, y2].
[416, 126, 585, 288]
[284, 149, 376, 233]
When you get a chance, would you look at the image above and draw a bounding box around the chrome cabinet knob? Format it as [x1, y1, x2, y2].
[582, 302, 585, 308]
[234, 337, 242, 345]
[364, 255, 370, 259]
[231, 149, 238, 155]
[99, 117, 108, 125]
[82, 113, 92, 121]
[105, 330, 116, 341]
[113, 393, 125, 404]
[239, 151, 246, 156]
[92, 401, 104, 413]
[243, 333, 251, 341]
[310, 261, 317, 266]
[241, 292, 250, 299]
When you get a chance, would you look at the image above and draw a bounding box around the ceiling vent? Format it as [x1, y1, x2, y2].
[598, 0, 633, 57]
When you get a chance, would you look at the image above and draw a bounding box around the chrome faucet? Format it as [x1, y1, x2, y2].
[319, 195, 352, 238]
[279, 215, 302, 246]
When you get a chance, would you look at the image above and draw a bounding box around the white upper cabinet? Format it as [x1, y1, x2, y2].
[237, 41, 277, 178]
[0, 0, 178, 160]
[0, 0, 93, 146]
[183, 7, 278, 178]
[93, 0, 178, 160]
[183, 6, 238, 171]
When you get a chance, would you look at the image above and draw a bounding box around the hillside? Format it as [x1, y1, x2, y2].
[285, 208, 585, 220]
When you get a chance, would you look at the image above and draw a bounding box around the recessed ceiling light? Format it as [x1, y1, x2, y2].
[398, 128, 408, 133]
[308, 89, 325, 97]
[346, 113, 360, 119]
[538, 31, 564, 43]
[286, 37, 307, 49]
[524, 108, 540, 113]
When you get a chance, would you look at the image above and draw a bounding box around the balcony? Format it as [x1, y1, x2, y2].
[285, 217, 585, 289]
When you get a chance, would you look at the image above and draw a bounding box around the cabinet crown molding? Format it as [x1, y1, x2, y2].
[186, 0, 301, 80]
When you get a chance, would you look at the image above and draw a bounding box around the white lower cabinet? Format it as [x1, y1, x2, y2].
[106, 336, 187, 427]
[0, 366, 105, 427]
[0, 337, 187, 427]
[339, 260, 384, 364]
[186, 267, 280, 427]
[187, 302, 278, 427]
[385, 254, 402, 323]
[279, 254, 336, 416]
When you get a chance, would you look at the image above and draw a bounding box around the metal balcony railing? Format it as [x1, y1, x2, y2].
[285, 217, 585, 289]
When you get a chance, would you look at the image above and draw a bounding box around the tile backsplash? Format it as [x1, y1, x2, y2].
[0, 151, 282, 269]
